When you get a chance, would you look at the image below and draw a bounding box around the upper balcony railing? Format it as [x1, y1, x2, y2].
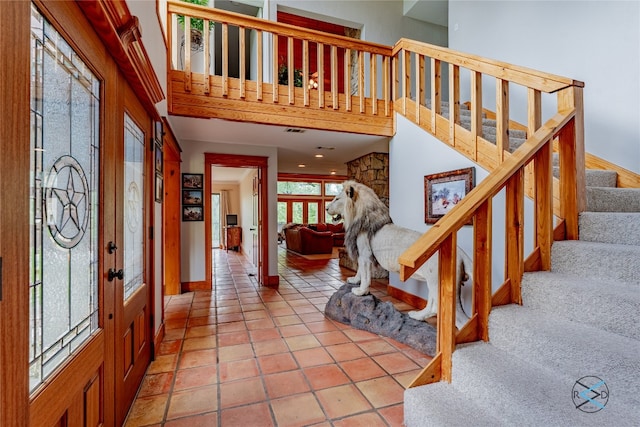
[167, 0, 394, 136]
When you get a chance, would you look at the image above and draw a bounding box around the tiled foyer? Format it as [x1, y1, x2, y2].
[124, 246, 432, 426]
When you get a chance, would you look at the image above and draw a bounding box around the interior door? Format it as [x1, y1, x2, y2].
[114, 110, 152, 425]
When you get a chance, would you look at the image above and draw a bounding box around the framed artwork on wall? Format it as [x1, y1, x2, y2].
[182, 189, 203, 206]
[155, 143, 163, 174]
[424, 167, 475, 225]
[182, 173, 203, 189]
[182, 205, 204, 221]
[155, 173, 163, 203]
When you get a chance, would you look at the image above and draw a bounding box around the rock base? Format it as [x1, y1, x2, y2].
[325, 284, 436, 356]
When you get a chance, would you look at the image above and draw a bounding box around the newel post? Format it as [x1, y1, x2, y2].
[557, 86, 586, 239]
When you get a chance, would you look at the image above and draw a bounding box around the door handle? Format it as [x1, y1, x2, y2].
[107, 268, 124, 281]
[107, 241, 118, 254]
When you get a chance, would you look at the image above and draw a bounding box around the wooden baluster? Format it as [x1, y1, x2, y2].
[202, 19, 210, 94]
[470, 71, 482, 160]
[383, 55, 390, 117]
[303, 40, 309, 107]
[358, 50, 365, 113]
[256, 30, 263, 101]
[370, 53, 377, 115]
[344, 48, 352, 112]
[221, 23, 228, 97]
[184, 17, 192, 92]
[416, 53, 424, 124]
[317, 42, 324, 108]
[287, 37, 294, 104]
[448, 63, 460, 147]
[402, 50, 409, 115]
[533, 142, 553, 271]
[332, 46, 338, 110]
[557, 86, 586, 239]
[505, 168, 524, 305]
[438, 234, 457, 382]
[431, 58, 441, 133]
[238, 25, 245, 99]
[272, 34, 278, 103]
[524, 88, 541, 232]
[474, 200, 492, 341]
[496, 78, 509, 163]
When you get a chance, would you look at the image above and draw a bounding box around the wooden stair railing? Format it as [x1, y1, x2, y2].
[166, 0, 394, 136]
[391, 38, 586, 386]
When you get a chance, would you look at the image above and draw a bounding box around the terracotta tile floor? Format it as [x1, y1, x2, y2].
[124, 246, 432, 426]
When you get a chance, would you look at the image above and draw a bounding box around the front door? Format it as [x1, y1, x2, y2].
[28, 3, 108, 425]
[114, 111, 152, 425]
[25, 2, 152, 425]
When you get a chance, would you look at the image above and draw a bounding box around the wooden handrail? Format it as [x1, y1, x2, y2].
[393, 38, 582, 93]
[168, 1, 392, 54]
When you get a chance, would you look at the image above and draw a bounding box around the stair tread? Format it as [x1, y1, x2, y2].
[489, 305, 640, 406]
[450, 342, 639, 426]
[404, 382, 503, 427]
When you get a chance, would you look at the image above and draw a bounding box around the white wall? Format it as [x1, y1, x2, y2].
[449, 0, 640, 173]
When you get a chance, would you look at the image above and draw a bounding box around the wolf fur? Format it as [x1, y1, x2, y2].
[326, 180, 471, 329]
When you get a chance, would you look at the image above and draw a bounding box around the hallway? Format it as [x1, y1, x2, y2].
[124, 246, 432, 426]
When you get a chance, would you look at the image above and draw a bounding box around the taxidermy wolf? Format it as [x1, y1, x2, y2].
[326, 180, 471, 329]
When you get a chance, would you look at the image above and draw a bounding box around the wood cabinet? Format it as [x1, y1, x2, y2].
[226, 226, 242, 252]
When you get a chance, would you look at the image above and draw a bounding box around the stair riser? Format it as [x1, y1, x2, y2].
[551, 241, 640, 283]
[521, 272, 640, 340]
[579, 212, 640, 246]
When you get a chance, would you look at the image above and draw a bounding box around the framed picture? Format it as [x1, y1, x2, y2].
[425, 167, 475, 224]
[182, 205, 204, 221]
[154, 120, 164, 145]
[155, 143, 163, 173]
[182, 173, 203, 189]
[182, 189, 203, 206]
[155, 173, 163, 203]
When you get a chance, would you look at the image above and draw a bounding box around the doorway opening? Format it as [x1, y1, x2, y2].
[204, 153, 270, 288]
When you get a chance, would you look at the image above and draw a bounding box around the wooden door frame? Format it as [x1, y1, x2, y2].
[204, 153, 269, 288]
[0, 1, 30, 424]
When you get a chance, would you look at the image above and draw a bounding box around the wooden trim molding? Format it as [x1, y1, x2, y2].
[76, 0, 164, 119]
[181, 281, 210, 292]
[386, 285, 426, 309]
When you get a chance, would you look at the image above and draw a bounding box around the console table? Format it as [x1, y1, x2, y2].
[225, 226, 241, 252]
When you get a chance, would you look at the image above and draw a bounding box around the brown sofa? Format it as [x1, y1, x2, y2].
[284, 223, 345, 255]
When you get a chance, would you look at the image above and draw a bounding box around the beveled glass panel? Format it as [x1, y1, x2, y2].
[123, 114, 145, 300]
[29, 4, 100, 392]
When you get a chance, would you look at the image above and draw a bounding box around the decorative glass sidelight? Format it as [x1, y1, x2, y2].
[29, 5, 100, 391]
[123, 115, 145, 300]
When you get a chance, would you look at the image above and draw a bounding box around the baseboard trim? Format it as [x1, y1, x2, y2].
[265, 275, 279, 288]
[181, 280, 210, 292]
[153, 323, 165, 359]
[387, 285, 425, 309]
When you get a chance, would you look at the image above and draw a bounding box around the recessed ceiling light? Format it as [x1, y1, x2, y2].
[330, 170, 336, 175]
[298, 164, 306, 168]
[315, 154, 324, 158]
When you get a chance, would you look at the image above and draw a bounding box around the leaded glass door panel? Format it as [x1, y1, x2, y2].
[114, 110, 151, 425]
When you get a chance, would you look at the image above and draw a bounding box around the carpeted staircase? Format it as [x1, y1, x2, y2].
[404, 155, 640, 426]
